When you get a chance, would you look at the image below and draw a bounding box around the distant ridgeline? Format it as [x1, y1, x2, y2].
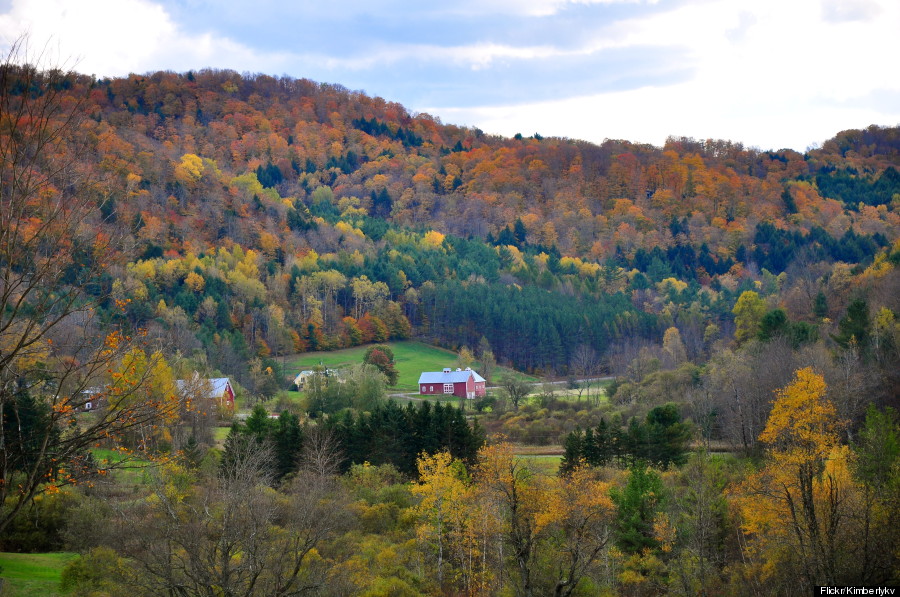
[17, 66, 899, 388]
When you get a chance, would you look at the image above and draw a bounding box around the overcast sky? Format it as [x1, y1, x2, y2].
[2, 0, 898, 151]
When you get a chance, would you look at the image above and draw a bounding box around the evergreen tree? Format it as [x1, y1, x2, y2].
[595, 418, 616, 466]
[612, 464, 667, 554]
[221, 405, 302, 482]
[834, 298, 871, 351]
[271, 411, 303, 480]
[513, 218, 527, 247]
[644, 404, 692, 468]
[758, 309, 789, 342]
[560, 429, 584, 474]
[782, 187, 798, 213]
[814, 291, 829, 318]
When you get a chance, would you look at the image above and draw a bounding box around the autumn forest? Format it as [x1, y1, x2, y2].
[1, 45, 898, 596]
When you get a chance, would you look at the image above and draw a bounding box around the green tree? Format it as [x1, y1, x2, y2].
[813, 291, 829, 318]
[559, 428, 584, 474]
[758, 308, 789, 342]
[221, 404, 303, 481]
[854, 404, 899, 492]
[671, 452, 730, 595]
[732, 290, 766, 344]
[611, 463, 668, 554]
[498, 373, 531, 410]
[644, 403, 692, 468]
[272, 410, 303, 480]
[363, 345, 399, 386]
[834, 298, 870, 351]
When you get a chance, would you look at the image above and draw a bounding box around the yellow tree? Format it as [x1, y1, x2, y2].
[732, 290, 766, 344]
[412, 451, 472, 590]
[107, 348, 180, 452]
[732, 368, 862, 590]
[543, 464, 616, 597]
[475, 442, 553, 597]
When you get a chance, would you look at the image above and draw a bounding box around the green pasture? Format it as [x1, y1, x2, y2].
[516, 454, 563, 475]
[390, 393, 469, 407]
[91, 448, 153, 486]
[287, 340, 532, 392]
[0, 552, 75, 597]
[525, 378, 612, 405]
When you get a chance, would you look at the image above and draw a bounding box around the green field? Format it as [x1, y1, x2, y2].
[287, 340, 531, 392]
[91, 448, 153, 486]
[516, 454, 563, 475]
[0, 552, 76, 597]
[213, 426, 231, 444]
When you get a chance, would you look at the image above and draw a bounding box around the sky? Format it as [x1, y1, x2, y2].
[1, 0, 898, 151]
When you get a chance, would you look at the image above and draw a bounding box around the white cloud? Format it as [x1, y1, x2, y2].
[447, 0, 654, 18]
[428, 0, 900, 150]
[436, 80, 895, 151]
[0, 0, 288, 76]
[1, 0, 897, 150]
[318, 41, 578, 72]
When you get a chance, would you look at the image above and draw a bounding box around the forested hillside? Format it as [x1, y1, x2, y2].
[3, 54, 900, 596]
[7, 66, 895, 398]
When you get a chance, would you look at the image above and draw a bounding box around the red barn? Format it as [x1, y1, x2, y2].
[418, 367, 486, 399]
[208, 378, 235, 410]
[177, 375, 235, 412]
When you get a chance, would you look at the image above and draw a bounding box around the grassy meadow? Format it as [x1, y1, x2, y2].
[286, 340, 533, 392]
[0, 552, 75, 597]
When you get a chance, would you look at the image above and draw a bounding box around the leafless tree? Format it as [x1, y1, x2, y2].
[170, 373, 217, 451]
[0, 37, 172, 533]
[114, 438, 349, 596]
[569, 344, 600, 402]
[298, 424, 343, 478]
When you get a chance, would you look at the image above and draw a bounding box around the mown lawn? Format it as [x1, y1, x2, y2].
[287, 340, 532, 392]
[0, 552, 76, 597]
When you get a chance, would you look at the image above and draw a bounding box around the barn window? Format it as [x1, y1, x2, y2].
[443, 383, 454, 394]
[429, 386, 433, 392]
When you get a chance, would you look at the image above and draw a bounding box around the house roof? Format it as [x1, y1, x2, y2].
[209, 378, 231, 397]
[176, 376, 231, 399]
[418, 368, 485, 384]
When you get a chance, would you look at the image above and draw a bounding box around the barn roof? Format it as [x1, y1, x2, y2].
[209, 378, 231, 397]
[418, 368, 485, 384]
[176, 376, 231, 399]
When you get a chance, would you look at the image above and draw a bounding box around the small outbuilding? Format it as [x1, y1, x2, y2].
[418, 367, 486, 399]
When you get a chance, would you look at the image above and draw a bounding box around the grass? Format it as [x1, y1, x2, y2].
[516, 454, 563, 475]
[287, 340, 533, 392]
[0, 552, 76, 597]
[91, 448, 153, 486]
[528, 378, 612, 404]
[511, 444, 563, 475]
[392, 394, 469, 407]
[213, 426, 231, 445]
